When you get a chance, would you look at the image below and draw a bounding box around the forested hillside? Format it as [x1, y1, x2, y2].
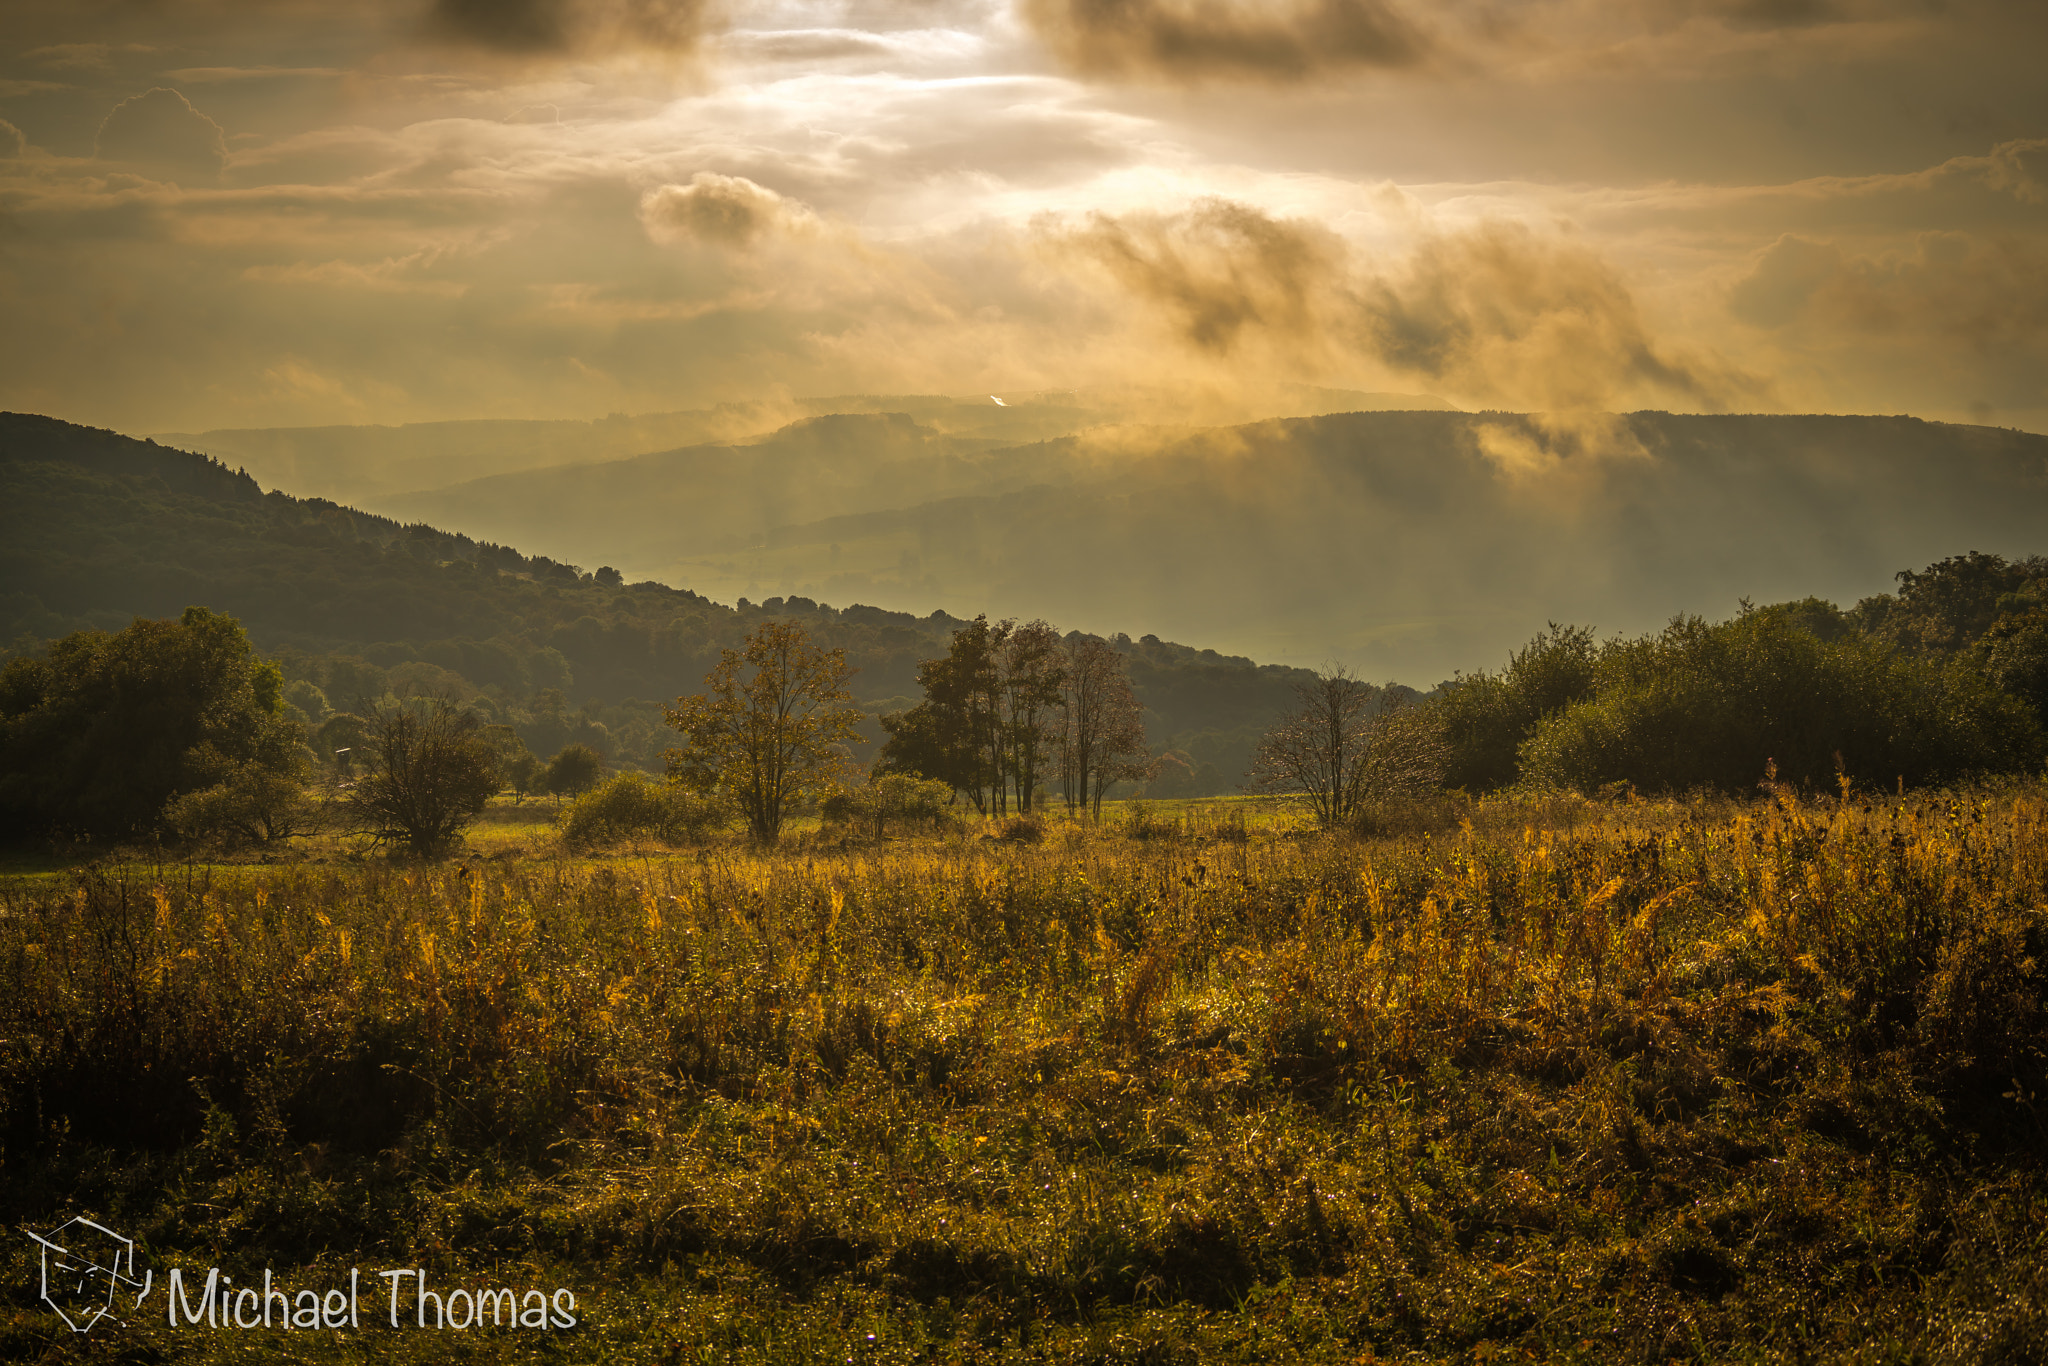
[0, 413, 1313, 782]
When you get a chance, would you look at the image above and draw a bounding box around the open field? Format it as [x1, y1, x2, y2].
[3, 790, 2046, 1362]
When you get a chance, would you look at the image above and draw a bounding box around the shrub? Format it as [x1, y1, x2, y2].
[821, 774, 959, 839]
[991, 813, 1046, 842]
[1429, 624, 1599, 792]
[0, 607, 304, 841]
[1518, 610, 2043, 794]
[560, 772, 722, 849]
[348, 698, 500, 856]
[165, 762, 318, 847]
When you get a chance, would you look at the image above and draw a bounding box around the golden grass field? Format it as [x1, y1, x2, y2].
[4, 787, 2045, 1362]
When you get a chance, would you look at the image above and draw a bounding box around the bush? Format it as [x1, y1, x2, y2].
[560, 772, 722, 849]
[348, 698, 500, 856]
[1429, 624, 1598, 793]
[1518, 610, 2043, 794]
[820, 773, 958, 840]
[990, 813, 1046, 843]
[165, 763, 318, 848]
[0, 607, 304, 842]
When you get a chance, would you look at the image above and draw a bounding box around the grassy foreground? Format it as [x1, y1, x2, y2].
[3, 791, 2046, 1363]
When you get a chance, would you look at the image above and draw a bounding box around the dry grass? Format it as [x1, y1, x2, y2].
[2, 785, 2045, 1362]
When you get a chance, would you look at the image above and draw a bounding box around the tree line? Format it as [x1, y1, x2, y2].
[869, 616, 1151, 819]
[6, 550, 2045, 856]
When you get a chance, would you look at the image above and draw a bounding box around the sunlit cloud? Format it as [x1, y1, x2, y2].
[0, 0, 2039, 433]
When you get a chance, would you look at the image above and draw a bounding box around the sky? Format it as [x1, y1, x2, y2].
[2, 0, 2046, 436]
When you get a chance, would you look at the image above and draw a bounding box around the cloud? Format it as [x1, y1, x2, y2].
[1054, 199, 1340, 352]
[1986, 138, 2048, 205]
[640, 173, 820, 248]
[94, 88, 227, 172]
[1021, 0, 1431, 82]
[0, 121, 24, 158]
[1731, 230, 2048, 351]
[1472, 411, 1652, 482]
[26, 42, 152, 71]
[1362, 222, 1752, 411]
[424, 0, 719, 54]
[162, 66, 347, 84]
[1052, 201, 1754, 411]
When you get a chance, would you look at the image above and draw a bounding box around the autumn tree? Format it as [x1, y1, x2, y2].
[1246, 667, 1445, 828]
[891, 614, 1005, 812]
[665, 619, 863, 842]
[542, 742, 605, 801]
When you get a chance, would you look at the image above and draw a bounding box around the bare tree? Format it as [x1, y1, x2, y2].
[349, 697, 501, 856]
[1245, 667, 1446, 828]
[1058, 635, 1153, 817]
[1000, 620, 1066, 812]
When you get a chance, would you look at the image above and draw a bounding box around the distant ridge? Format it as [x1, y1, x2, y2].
[348, 407, 2048, 682]
[152, 385, 1455, 506]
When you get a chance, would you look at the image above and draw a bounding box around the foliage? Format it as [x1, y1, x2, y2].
[5, 789, 2048, 1363]
[881, 619, 1153, 818]
[346, 698, 502, 856]
[876, 618, 1002, 807]
[665, 620, 865, 842]
[820, 772, 958, 839]
[164, 761, 319, 848]
[0, 606, 304, 842]
[1429, 622, 1599, 792]
[543, 741, 605, 799]
[1851, 549, 2048, 654]
[1978, 607, 2048, 724]
[1519, 608, 2042, 794]
[1246, 667, 1449, 828]
[558, 771, 722, 849]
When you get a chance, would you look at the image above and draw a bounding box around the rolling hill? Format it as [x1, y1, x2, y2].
[0, 411, 1319, 784]
[376, 409, 2048, 685]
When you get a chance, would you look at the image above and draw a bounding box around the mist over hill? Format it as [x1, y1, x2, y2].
[376, 409, 2048, 684]
[159, 386, 1449, 507]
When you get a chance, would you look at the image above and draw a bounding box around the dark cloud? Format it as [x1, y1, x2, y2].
[1058, 199, 1339, 351]
[94, 88, 227, 171]
[424, 0, 716, 54]
[1021, 0, 1430, 83]
[1362, 222, 1743, 411]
